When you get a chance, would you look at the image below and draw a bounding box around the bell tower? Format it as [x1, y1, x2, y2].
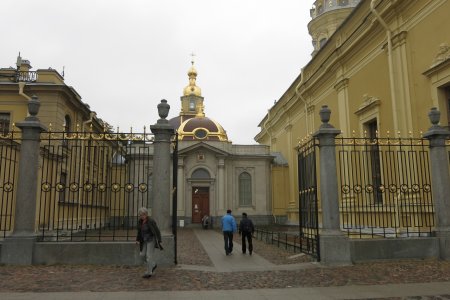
[180, 58, 204, 118]
[308, 0, 361, 56]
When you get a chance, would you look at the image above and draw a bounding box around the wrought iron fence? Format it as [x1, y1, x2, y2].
[0, 132, 20, 238]
[297, 137, 320, 260]
[37, 130, 156, 242]
[447, 137, 450, 170]
[336, 136, 434, 238]
[253, 227, 305, 254]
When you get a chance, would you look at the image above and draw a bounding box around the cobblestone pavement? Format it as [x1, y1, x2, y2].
[1, 228, 450, 299]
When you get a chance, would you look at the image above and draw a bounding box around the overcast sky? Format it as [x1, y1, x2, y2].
[1, 0, 314, 144]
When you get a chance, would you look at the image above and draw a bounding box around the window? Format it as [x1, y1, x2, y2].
[317, 5, 323, 14]
[192, 168, 210, 179]
[319, 38, 327, 48]
[64, 115, 71, 132]
[189, 100, 195, 112]
[364, 119, 382, 204]
[194, 128, 207, 139]
[63, 115, 71, 147]
[239, 172, 252, 206]
[0, 112, 11, 135]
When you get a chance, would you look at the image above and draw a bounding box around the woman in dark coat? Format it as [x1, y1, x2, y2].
[136, 207, 162, 278]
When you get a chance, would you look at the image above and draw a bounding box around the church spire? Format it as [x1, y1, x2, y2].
[183, 53, 202, 96]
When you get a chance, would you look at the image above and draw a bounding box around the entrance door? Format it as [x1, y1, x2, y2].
[192, 187, 209, 223]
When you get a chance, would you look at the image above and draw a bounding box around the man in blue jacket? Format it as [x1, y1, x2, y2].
[221, 209, 237, 255]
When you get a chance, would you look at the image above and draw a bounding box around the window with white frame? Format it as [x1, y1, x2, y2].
[239, 172, 252, 206]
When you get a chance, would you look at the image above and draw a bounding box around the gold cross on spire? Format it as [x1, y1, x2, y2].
[190, 52, 196, 65]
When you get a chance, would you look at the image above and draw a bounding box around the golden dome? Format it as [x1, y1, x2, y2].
[177, 116, 228, 142]
[183, 61, 202, 96]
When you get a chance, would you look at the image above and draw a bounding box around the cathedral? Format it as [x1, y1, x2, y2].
[169, 61, 273, 226]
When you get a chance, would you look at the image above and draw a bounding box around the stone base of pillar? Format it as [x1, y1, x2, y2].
[437, 230, 450, 260]
[1, 235, 37, 265]
[319, 231, 352, 265]
[152, 234, 176, 266]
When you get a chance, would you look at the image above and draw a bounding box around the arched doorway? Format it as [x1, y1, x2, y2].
[191, 168, 210, 223]
[192, 186, 209, 223]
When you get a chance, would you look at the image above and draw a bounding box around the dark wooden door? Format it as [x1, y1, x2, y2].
[192, 187, 209, 223]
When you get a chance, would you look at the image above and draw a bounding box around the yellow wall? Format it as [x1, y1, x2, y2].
[257, 0, 450, 224]
[272, 166, 290, 216]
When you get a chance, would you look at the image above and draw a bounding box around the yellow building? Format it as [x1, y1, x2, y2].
[0, 55, 105, 133]
[0, 56, 120, 236]
[256, 0, 450, 225]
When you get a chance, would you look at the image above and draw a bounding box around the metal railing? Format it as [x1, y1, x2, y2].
[37, 130, 156, 242]
[15, 71, 38, 82]
[253, 227, 319, 260]
[0, 132, 21, 237]
[336, 136, 434, 238]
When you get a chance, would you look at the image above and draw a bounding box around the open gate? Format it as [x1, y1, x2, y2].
[297, 137, 320, 261]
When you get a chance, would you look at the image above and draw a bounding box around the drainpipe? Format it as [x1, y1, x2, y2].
[295, 68, 309, 134]
[18, 82, 31, 101]
[370, 0, 398, 132]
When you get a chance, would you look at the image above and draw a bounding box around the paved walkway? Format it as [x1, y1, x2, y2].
[2, 282, 450, 300]
[179, 229, 315, 272]
[1, 229, 450, 299]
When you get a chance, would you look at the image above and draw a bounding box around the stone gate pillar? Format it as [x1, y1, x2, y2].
[150, 99, 175, 265]
[423, 107, 450, 260]
[312, 105, 351, 265]
[1, 95, 46, 265]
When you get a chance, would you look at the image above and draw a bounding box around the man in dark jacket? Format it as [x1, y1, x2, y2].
[239, 212, 255, 255]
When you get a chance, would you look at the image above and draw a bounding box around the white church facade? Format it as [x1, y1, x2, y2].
[169, 62, 274, 226]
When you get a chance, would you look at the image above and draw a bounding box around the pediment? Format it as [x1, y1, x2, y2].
[178, 141, 230, 156]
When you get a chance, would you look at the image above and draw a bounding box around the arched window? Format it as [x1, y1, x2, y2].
[239, 172, 252, 206]
[0, 112, 11, 135]
[63, 115, 71, 147]
[64, 115, 71, 132]
[317, 4, 324, 14]
[192, 168, 210, 179]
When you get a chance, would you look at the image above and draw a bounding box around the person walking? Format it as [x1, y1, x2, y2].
[136, 207, 163, 278]
[202, 214, 210, 229]
[221, 209, 237, 255]
[239, 212, 255, 255]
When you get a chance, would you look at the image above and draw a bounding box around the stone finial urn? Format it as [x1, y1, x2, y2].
[28, 95, 40, 117]
[319, 105, 333, 128]
[428, 107, 440, 128]
[157, 99, 170, 120]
